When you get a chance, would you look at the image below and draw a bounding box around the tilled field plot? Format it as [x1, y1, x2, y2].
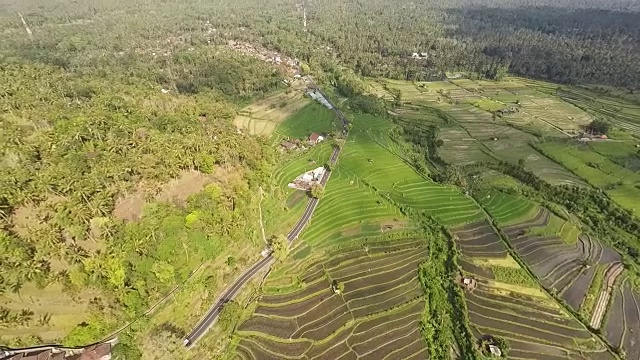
[503, 209, 622, 313]
[453, 220, 507, 258]
[452, 221, 613, 358]
[234, 238, 429, 359]
[602, 278, 640, 359]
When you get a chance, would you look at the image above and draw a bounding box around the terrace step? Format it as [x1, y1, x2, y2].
[589, 261, 624, 329]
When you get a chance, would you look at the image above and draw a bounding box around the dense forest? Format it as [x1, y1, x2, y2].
[1, 0, 639, 353]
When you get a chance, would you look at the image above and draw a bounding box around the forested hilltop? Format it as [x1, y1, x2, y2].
[1, 0, 639, 356]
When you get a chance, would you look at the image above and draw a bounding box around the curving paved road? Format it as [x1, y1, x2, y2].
[184, 89, 347, 347]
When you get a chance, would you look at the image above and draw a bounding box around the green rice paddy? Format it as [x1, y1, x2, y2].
[276, 102, 341, 139]
[478, 190, 538, 225]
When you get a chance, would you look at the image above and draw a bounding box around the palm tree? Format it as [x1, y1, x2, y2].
[16, 308, 34, 326]
[37, 313, 51, 327]
[10, 280, 23, 300]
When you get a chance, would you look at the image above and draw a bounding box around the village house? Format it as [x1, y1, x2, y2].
[578, 132, 609, 142]
[461, 277, 477, 291]
[288, 167, 326, 191]
[489, 344, 502, 357]
[280, 140, 297, 151]
[309, 133, 324, 145]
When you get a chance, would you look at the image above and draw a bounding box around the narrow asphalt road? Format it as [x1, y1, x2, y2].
[184, 88, 348, 347]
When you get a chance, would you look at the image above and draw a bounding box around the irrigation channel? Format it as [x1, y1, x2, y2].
[184, 87, 349, 348]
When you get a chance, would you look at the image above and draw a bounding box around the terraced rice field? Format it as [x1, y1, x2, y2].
[437, 126, 495, 165]
[538, 142, 640, 216]
[364, 78, 395, 101]
[234, 237, 428, 359]
[453, 220, 507, 259]
[481, 194, 623, 311]
[234, 90, 310, 135]
[493, 144, 586, 186]
[588, 141, 640, 172]
[477, 191, 538, 225]
[452, 221, 613, 359]
[602, 277, 640, 359]
[366, 79, 583, 174]
[516, 93, 592, 135]
[383, 79, 428, 104]
[306, 113, 485, 230]
[276, 101, 340, 139]
[589, 262, 624, 329]
[389, 178, 484, 225]
[476, 189, 640, 357]
[555, 87, 640, 136]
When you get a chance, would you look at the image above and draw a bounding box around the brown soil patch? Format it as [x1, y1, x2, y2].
[207, 165, 244, 186]
[11, 202, 43, 238]
[113, 186, 147, 222]
[114, 167, 242, 222]
[49, 257, 71, 272]
[156, 170, 215, 207]
[10, 196, 64, 238]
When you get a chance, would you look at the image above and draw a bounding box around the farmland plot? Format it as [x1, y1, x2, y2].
[539, 141, 640, 217]
[480, 193, 632, 354]
[234, 236, 428, 359]
[482, 195, 623, 316]
[477, 190, 537, 225]
[551, 86, 640, 136]
[451, 221, 612, 358]
[601, 277, 640, 358]
[453, 220, 507, 259]
[492, 144, 586, 186]
[389, 178, 484, 225]
[438, 126, 495, 165]
[234, 90, 310, 135]
[328, 113, 484, 227]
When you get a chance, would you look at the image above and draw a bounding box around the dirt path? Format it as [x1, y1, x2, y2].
[590, 261, 624, 329]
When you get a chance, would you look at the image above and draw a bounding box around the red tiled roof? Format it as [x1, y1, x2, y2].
[309, 133, 321, 141]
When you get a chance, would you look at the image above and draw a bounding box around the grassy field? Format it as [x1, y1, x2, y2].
[233, 89, 310, 136]
[0, 284, 98, 342]
[276, 101, 340, 139]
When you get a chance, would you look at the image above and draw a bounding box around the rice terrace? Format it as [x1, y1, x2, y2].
[216, 75, 640, 360]
[3, 71, 639, 359]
